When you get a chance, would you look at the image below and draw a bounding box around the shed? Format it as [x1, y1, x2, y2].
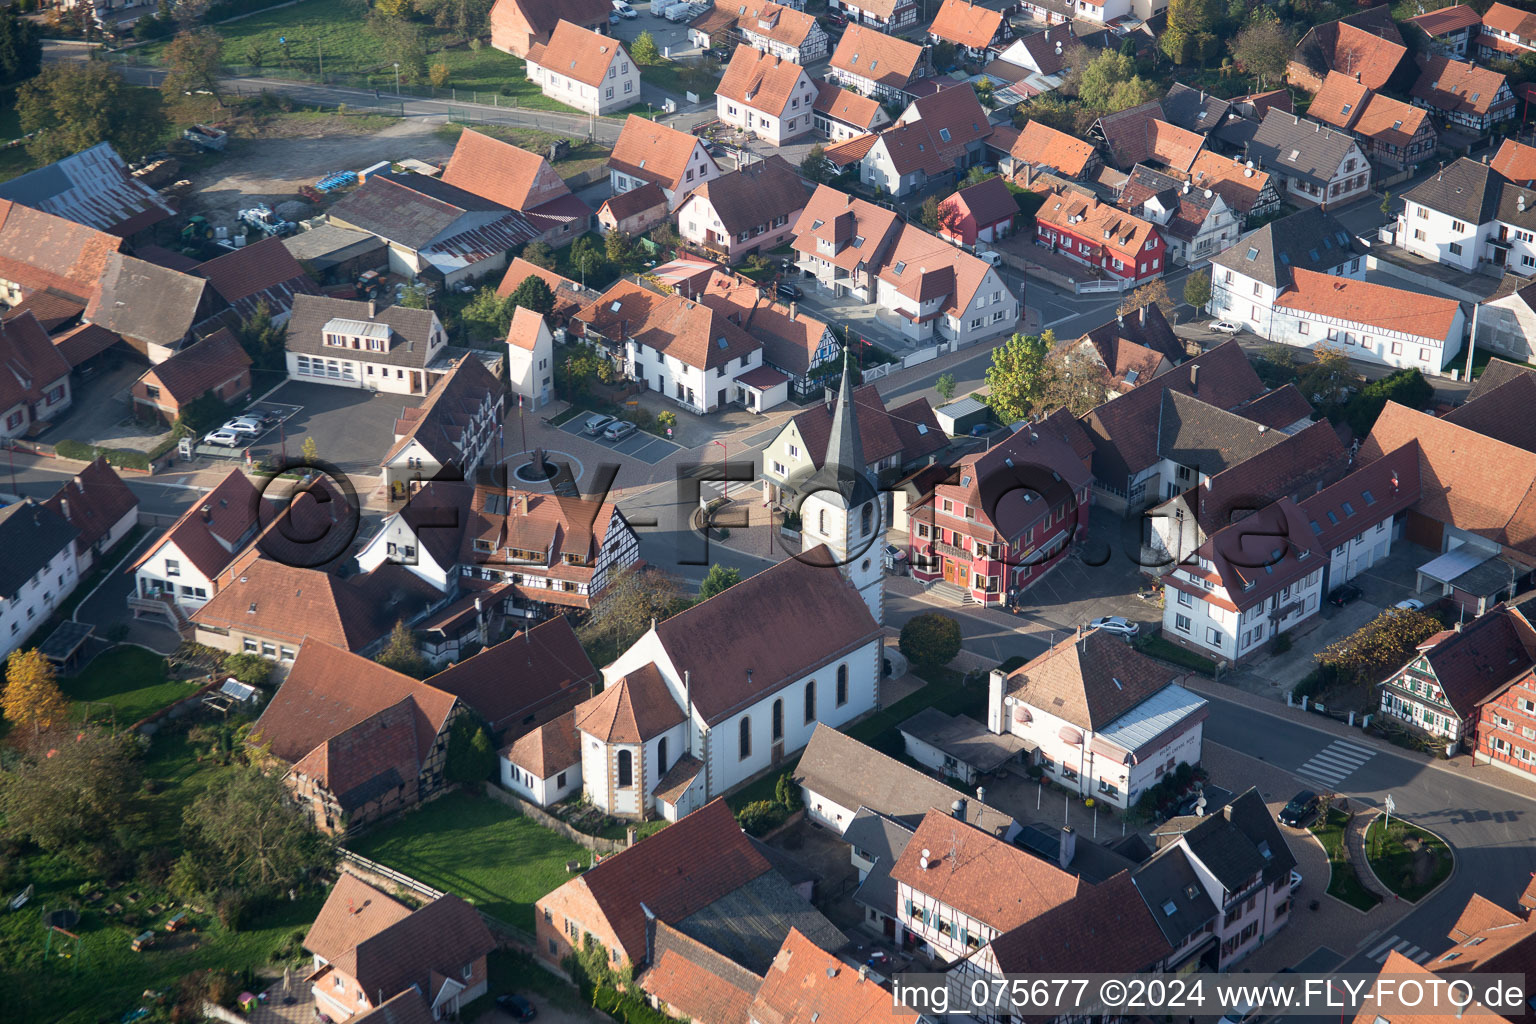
[933, 395, 989, 435]
[281, 224, 388, 285]
[1416, 548, 1520, 618]
[898, 706, 1032, 785]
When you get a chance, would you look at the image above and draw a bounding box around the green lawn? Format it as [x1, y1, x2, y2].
[0, 727, 312, 1024]
[1136, 633, 1219, 676]
[1365, 816, 1453, 902]
[61, 646, 196, 728]
[637, 58, 719, 103]
[434, 123, 610, 182]
[1310, 808, 1382, 912]
[348, 791, 587, 933]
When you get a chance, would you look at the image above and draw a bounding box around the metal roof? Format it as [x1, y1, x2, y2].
[1417, 546, 1494, 586]
[1094, 682, 1207, 756]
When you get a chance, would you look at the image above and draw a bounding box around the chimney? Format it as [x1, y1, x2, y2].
[201, 504, 212, 523]
[790, 301, 797, 319]
[976, 784, 986, 804]
[859, 965, 870, 983]
[1059, 826, 1076, 869]
[1189, 364, 1199, 394]
[59, 497, 70, 521]
[368, 298, 377, 318]
[73, 473, 83, 492]
[987, 669, 1007, 734]
[951, 797, 967, 820]
[1117, 312, 1124, 327]
[1139, 305, 1147, 328]
[1355, 71, 1361, 83]
[1223, 803, 1235, 821]
[627, 826, 638, 848]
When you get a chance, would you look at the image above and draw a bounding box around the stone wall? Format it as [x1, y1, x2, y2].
[482, 782, 627, 854]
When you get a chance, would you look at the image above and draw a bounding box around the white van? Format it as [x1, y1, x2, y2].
[612, 0, 637, 17]
[978, 249, 1003, 266]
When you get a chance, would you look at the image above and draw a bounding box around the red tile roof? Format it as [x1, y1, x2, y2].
[749, 927, 923, 1023]
[1492, 139, 1536, 184]
[575, 662, 685, 743]
[442, 127, 573, 213]
[526, 19, 626, 88]
[1005, 626, 1178, 731]
[193, 557, 400, 651]
[1413, 55, 1511, 118]
[1407, 3, 1483, 37]
[1484, 2, 1536, 41]
[0, 310, 71, 414]
[716, 45, 812, 115]
[1401, 605, 1536, 719]
[943, 175, 1017, 229]
[428, 615, 598, 737]
[305, 874, 414, 964]
[600, 181, 668, 222]
[829, 24, 925, 89]
[137, 327, 251, 405]
[41, 457, 138, 554]
[928, 0, 1004, 49]
[1274, 268, 1461, 341]
[609, 116, 712, 193]
[1035, 186, 1161, 263]
[640, 920, 762, 1023]
[503, 710, 580, 778]
[1012, 120, 1096, 177]
[131, 468, 262, 580]
[1329, 22, 1408, 91]
[0, 199, 123, 305]
[813, 82, 885, 131]
[194, 235, 320, 319]
[987, 870, 1173, 973]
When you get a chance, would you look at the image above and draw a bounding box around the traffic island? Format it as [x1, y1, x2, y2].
[1364, 814, 1454, 903]
[1310, 807, 1384, 912]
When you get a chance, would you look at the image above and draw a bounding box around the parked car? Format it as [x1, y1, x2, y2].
[1395, 598, 1425, 610]
[604, 420, 638, 441]
[612, 0, 637, 16]
[582, 413, 616, 436]
[825, 9, 847, 24]
[776, 281, 803, 301]
[1219, 1002, 1258, 1024]
[203, 429, 241, 447]
[1211, 320, 1241, 335]
[882, 544, 907, 573]
[1277, 790, 1319, 827]
[1327, 583, 1362, 607]
[496, 994, 536, 1021]
[222, 416, 264, 436]
[978, 249, 1003, 266]
[610, 11, 620, 21]
[969, 423, 992, 437]
[1088, 616, 1139, 638]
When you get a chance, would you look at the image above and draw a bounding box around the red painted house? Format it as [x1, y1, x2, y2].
[1473, 606, 1536, 779]
[909, 409, 1094, 606]
[1034, 186, 1166, 284]
[937, 175, 1017, 248]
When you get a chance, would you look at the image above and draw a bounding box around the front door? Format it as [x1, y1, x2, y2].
[944, 558, 958, 584]
[717, 388, 727, 409]
[410, 371, 423, 393]
[956, 564, 969, 586]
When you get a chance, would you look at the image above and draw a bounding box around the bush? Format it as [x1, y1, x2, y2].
[781, 510, 802, 531]
[53, 439, 151, 470]
[900, 612, 963, 670]
[1344, 369, 1434, 439]
[1270, 632, 1293, 655]
[736, 800, 788, 836]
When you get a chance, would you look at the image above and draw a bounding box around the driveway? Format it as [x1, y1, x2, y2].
[39, 362, 167, 451]
[255, 381, 425, 477]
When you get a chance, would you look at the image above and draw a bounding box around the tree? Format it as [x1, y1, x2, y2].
[984, 332, 1052, 423]
[1041, 347, 1109, 416]
[1231, 17, 1294, 89]
[18, 62, 166, 164]
[1296, 344, 1357, 405]
[182, 765, 332, 893]
[697, 564, 742, 602]
[1119, 277, 1173, 317]
[445, 715, 497, 783]
[932, 39, 957, 70]
[1162, 0, 1222, 65]
[1019, 93, 1080, 134]
[1318, 607, 1442, 685]
[605, 228, 632, 266]
[1075, 50, 1156, 112]
[1183, 269, 1212, 314]
[631, 29, 660, 65]
[1344, 369, 1434, 439]
[220, 652, 272, 690]
[238, 300, 287, 374]
[461, 286, 516, 341]
[520, 240, 557, 270]
[506, 274, 555, 315]
[569, 234, 607, 281]
[1107, 75, 1161, 112]
[556, 342, 604, 399]
[0, 6, 42, 86]
[368, 13, 428, 82]
[375, 619, 430, 678]
[975, 75, 995, 108]
[1380, 190, 1393, 218]
[935, 372, 957, 402]
[579, 564, 688, 657]
[176, 390, 232, 438]
[800, 144, 828, 184]
[918, 195, 941, 231]
[0, 727, 143, 863]
[375, 0, 413, 18]
[2, 649, 69, 735]
[161, 29, 226, 102]
[300, 436, 320, 465]
[398, 282, 431, 308]
[899, 612, 962, 671]
[429, 60, 451, 87]
[963, 164, 994, 187]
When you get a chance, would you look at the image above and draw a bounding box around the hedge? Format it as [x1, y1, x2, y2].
[54, 439, 151, 471]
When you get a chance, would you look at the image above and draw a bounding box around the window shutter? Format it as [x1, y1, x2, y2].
[904, 899, 913, 919]
[958, 927, 969, 947]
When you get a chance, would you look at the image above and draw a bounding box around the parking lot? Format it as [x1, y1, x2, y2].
[232, 382, 426, 476]
[558, 417, 683, 465]
[193, 401, 302, 460]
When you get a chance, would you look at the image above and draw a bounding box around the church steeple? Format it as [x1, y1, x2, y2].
[810, 348, 876, 509]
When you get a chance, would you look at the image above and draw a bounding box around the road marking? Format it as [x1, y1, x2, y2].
[1367, 936, 1434, 964]
[1296, 738, 1376, 787]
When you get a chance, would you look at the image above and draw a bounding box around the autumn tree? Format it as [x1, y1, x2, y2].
[631, 30, 660, 65]
[1231, 15, 1294, 89]
[0, 727, 143, 864]
[1184, 269, 1213, 314]
[1042, 347, 1109, 416]
[181, 765, 332, 894]
[397, 282, 432, 308]
[221, 652, 272, 690]
[161, 28, 226, 102]
[1162, 0, 1223, 66]
[18, 62, 166, 164]
[368, 13, 428, 82]
[1077, 50, 1158, 112]
[375, 619, 430, 678]
[697, 564, 741, 602]
[506, 274, 555, 316]
[1118, 277, 1173, 317]
[984, 331, 1053, 423]
[1318, 608, 1443, 685]
[1296, 344, 1357, 405]
[2, 649, 69, 734]
[300, 436, 320, 465]
[579, 564, 688, 658]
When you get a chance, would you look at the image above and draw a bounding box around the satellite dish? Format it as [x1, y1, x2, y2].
[922, 848, 931, 859]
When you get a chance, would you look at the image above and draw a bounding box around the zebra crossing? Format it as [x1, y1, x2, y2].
[1365, 934, 1435, 965]
[1295, 738, 1376, 789]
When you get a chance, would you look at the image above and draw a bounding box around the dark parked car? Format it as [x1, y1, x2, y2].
[496, 994, 536, 1020]
[1327, 584, 1362, 607]
[1277, 790, 1320, 827]
[776, 281, 803, 301]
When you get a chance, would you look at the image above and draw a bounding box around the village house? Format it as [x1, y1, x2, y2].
[535, 799, 846, 971]
[829, 0, 918, 32]
[441, 128, 592, 248]
[1473, 620, 1536, 780]
[991, 23, 1077, 97]
[0, 311, 72, 439]
[927, 0, 1012, 62]
[304, 873, 495, 1022]
[327, 173, 537, 289]
[86, 254, 218, 363]
[524, 20, 638, 116]
[908, 411, 1095, 607]
[0, 199, 122, 309]
[789, 185, 902, 299]
[252, 642, 463, 833]
[597, 184, 670, 239]
[1286, 5, 1407, 94]
[1406, 4, 1483, 59]
[750, 928, 922, 1022]
[1479, 2, 1536, 61]
[496, 258, 592, 331]
[129, 469, 263, 627]
[0, 500, 80, 658]
[41, 458, 139, 576]
[826, 25, 929, 103]
[1411, 55, 1516, 135]
[1004, 119, 1100, 182]
[1094, 104, 1207, 174]
[1061, 302, 1186, 396]
[608, 116, 722, 211]
[1305, 71, 1437, 172]
[859, 86, 995, 198]
[1303, 443, 1422, 599]
[812, 82, 892, 141]
[891, 809, 1081, 964]
[1269, 269, 1466, 374]
[1492, 138, 1536, 184]
[715, 0, 830, 65]
[693, 266, 843, 400]
[1034, 186, 1168, 284]
[1210, 206, 1365, 338]
[1181, 150, 1281, 226]
[1379, 604, 1536, 753]
[434, 616, 598, 742]
[988, 628, 1208, 808]
[193, 236, 320, 326]
[1398, 157, 1536, 275]
[0, 142, 173, 240]
[936, 176, 1017, 248]
[505, 305, 553, 410]
[676, 156, 809, 263]
[130, 327, 251, 424]
[285, 295, 450, 396]
[1243, 110, 1372, 208]
[714, 47, 818, 147]
[489, 0, 608, 57]
[379, 355, 505, 502]
[1474, 278, 1536, 363]
[1118, 166, 1238, 267]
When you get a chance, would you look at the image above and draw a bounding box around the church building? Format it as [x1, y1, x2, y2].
[500, 358, 888, 819]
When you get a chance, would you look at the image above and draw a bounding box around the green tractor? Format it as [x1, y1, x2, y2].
[179, 215, 215, 258]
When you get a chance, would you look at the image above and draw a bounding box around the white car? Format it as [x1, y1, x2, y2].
[1211, 320, 1241, 335]
[203, 429, 242, 447]
[222, 416, 264, 436]
[1395, 598, 1425, 610]
[613, 0, 637, 16]
[1088, 616, 1139, 638]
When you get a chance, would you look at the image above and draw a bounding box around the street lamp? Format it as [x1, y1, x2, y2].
[711, 439, 728, 502]
[394, 62, 400, 95]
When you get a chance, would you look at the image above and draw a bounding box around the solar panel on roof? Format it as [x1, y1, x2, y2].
[1309, 249, 1320, 262]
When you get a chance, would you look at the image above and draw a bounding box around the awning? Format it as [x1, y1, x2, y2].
[1417, 546, 1495, 586]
